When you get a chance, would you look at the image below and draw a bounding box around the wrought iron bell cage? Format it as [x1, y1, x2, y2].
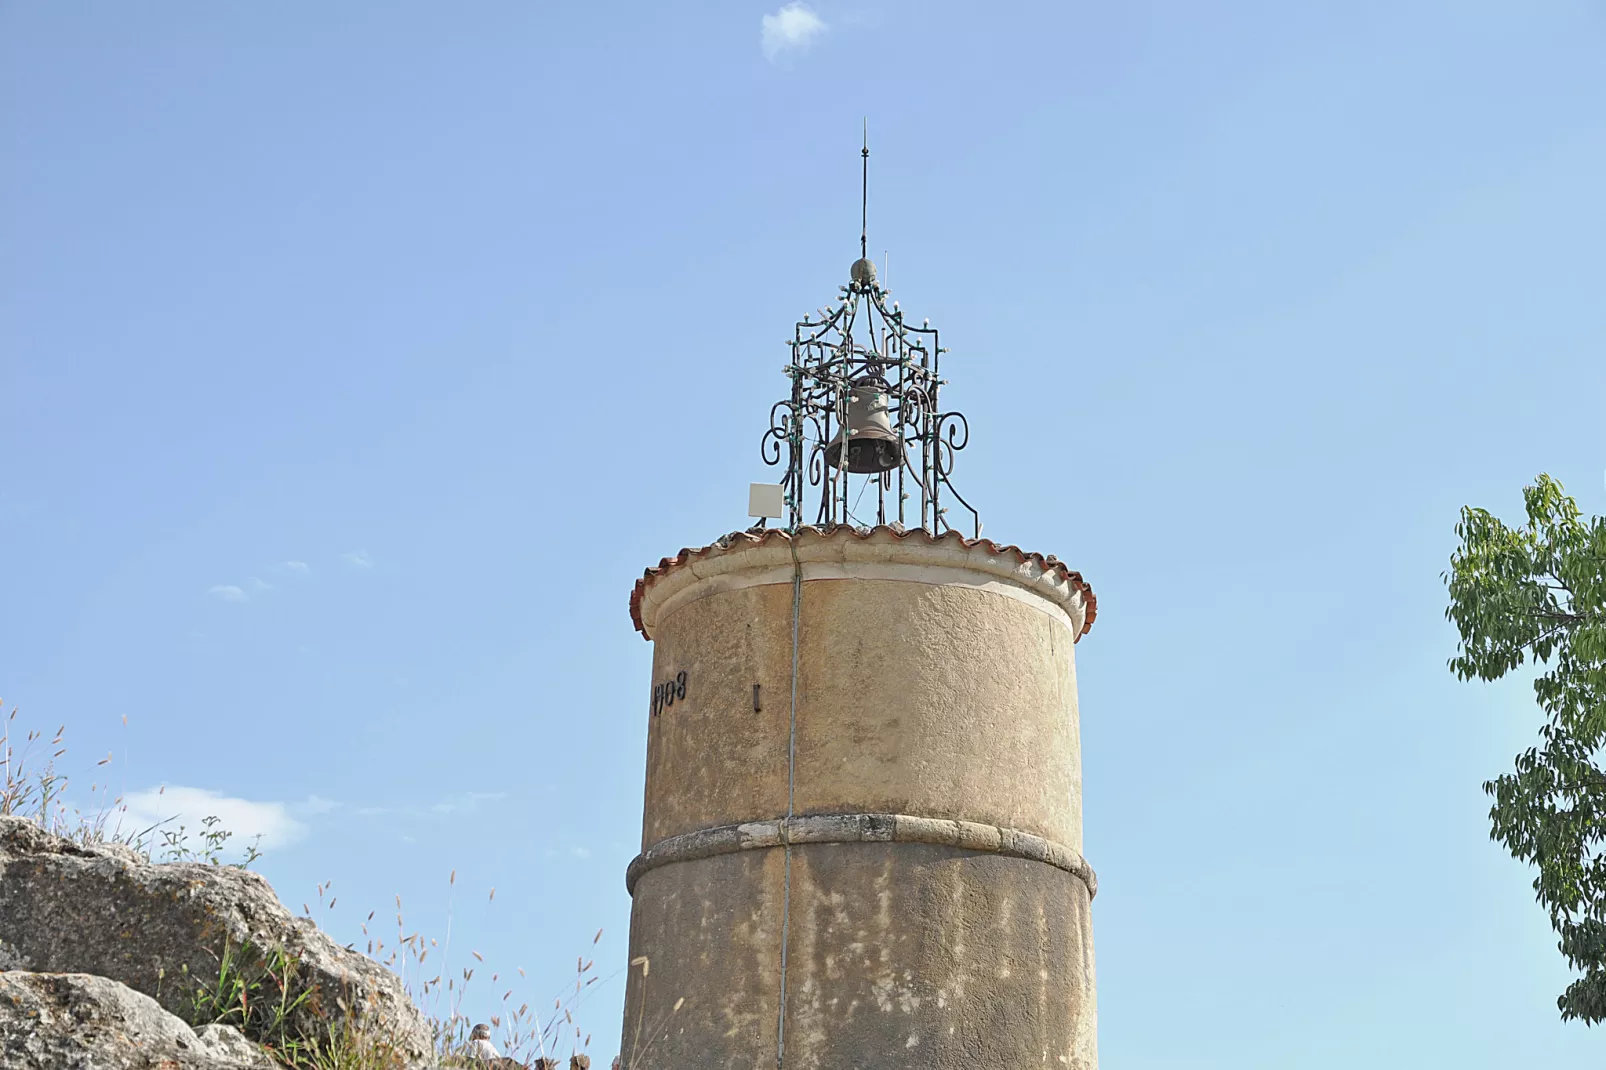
[759, 254, 979, 537]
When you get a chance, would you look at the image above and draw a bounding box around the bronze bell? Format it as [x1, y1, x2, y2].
[824, 383, 902, 473]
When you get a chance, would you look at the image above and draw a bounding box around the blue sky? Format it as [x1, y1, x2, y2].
[3, 2, 1604, 1065]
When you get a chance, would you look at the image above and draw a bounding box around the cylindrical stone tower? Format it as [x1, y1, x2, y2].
[621, 525, 1098, 1069]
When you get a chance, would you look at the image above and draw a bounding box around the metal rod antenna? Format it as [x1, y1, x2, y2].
[860, 120, 869, 262]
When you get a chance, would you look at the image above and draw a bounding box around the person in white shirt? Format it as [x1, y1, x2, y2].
[467, 1023, 501, 1064]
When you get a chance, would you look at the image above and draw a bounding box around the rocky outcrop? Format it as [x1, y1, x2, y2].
[0, 971, 278, 1069]
[194, 1024, 283, 1067]
[0, 817, 435, 1066]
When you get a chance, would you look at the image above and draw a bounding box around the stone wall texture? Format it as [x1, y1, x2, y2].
[621, 527, 1098, 1070]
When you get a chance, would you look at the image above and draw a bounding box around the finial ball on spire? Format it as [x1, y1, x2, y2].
[850, 257, 877, 287]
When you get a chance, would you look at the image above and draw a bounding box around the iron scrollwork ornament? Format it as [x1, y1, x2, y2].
[758, 256, 979, 537]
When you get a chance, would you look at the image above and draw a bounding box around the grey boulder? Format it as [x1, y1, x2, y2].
[0, 970, 278, 1069]
[194, 1024, 283, 1067]
[0, 817, 434, 1065]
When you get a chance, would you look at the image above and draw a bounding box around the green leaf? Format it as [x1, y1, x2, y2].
[1446, 474, 1606, 1024]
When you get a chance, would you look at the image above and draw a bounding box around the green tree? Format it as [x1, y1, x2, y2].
[1444, 473, 1606, 1023]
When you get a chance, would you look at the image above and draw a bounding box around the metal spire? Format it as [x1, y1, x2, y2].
[860, 119, 869, 261]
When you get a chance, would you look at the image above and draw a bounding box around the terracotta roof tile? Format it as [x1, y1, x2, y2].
[629, 524, 1096, 641]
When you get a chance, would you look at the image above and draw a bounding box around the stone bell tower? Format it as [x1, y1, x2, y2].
[619, 168, 1099, 1070]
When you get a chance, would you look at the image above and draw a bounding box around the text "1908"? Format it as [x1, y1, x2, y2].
[652, 671, 688, 716]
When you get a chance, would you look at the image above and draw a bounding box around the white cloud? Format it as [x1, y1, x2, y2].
[351, 791, 507, 820]
[762, 3, 826, 61]
[207, 561, 306, 602]
[571, 846, 592, 859]
[343, 551, 373, 568]
[116, 785, 308, 854]
[429, 791, 507, 816]
[295, 795, 339, 816]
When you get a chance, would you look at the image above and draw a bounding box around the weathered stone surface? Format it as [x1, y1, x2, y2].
[623, 842, 1097, 1070]
[194, 1025, 281, 1068]
[626, 811, 1097, 897]
[623, 530, 1100, 1068]
[638, 568, 1087, 852]
[0, 818, 434, 1065]
[0, 971, 278, 1069]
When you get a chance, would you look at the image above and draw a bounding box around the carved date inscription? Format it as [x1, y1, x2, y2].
[652, 671, 687, 717]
